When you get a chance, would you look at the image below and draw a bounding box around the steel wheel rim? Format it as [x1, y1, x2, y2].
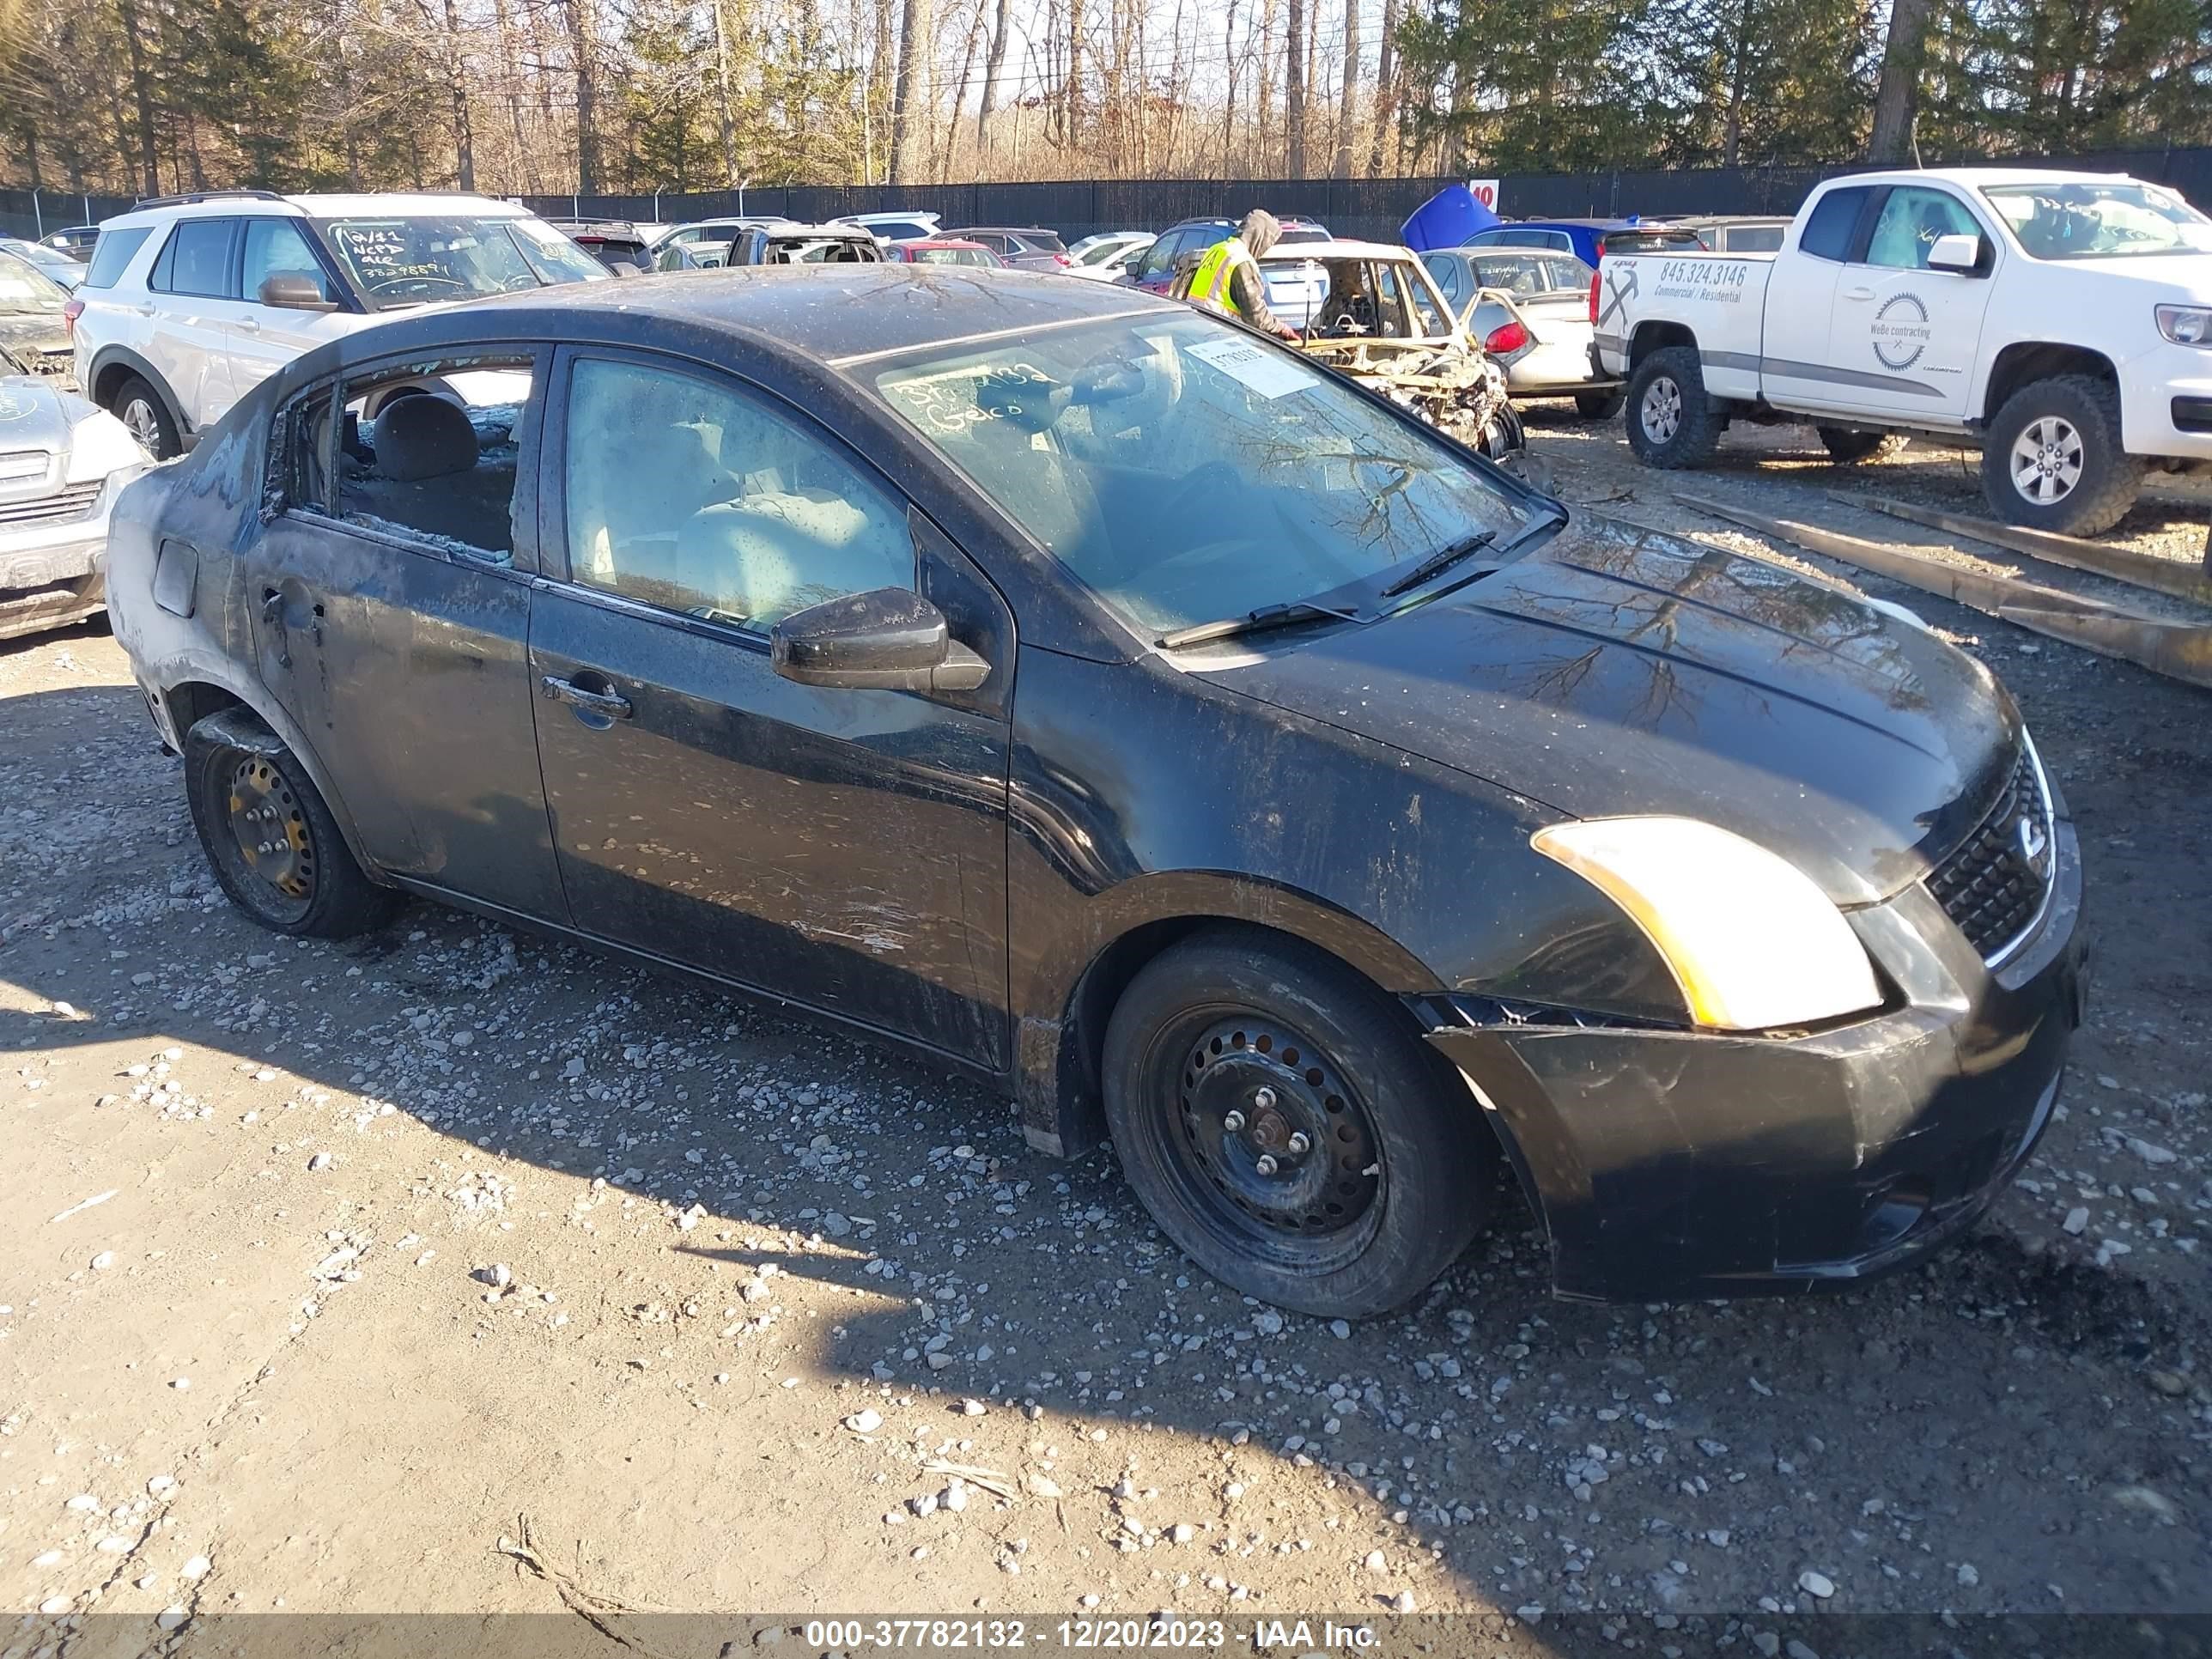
[121, 398, 162, 452]
[224, 757, 315, 921]
[2010, 415, 2083, 504]
[1147, 1007, 1385, 1276]
[1641, 378, 1682, 444]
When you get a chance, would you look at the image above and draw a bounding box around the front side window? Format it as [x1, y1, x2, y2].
[157, 219, 235, 298]
[1864, 187, 1984, 270]
[335, 358, 540, 560]
[1797, 187, 1871, 262]
[869, 312, 1540, 638]
[1981, 179, 2212, 261]
[242, 218, 333, 303]
[317, 216, 604, 309]
[82, 227, 153, 289]
[563, 356, 914, 630]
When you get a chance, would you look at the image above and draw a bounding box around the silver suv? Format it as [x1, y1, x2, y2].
[69, 190, 607, 458]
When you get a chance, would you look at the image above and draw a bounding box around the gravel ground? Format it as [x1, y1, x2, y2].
[3, 428, 2209, 1640]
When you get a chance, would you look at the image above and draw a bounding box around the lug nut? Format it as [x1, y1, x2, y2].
[1253, 1087, 1277, 1110]
[1255, 1154, 1278, 1176]
[1286, 1132, 1310, 1155]
[1222, 1111, 1245, 1133]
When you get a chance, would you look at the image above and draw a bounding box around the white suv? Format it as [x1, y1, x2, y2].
[68, 190, 608, 458]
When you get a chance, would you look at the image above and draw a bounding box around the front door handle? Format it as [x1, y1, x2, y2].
[260, 587, 289, 668]
[540, 674, 633, 720]
[1844, 285, 1876, 301]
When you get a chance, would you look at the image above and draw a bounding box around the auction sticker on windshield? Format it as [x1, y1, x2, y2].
[1186, 337, 1319, 398]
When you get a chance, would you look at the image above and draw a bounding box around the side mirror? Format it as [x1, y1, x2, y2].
[770, 587, 989, 694]
[258, 273, 337, 311]
[1927, 233, 1984, 275]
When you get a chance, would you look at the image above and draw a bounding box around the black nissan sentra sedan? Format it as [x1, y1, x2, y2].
[103, 268, 2083, 1317]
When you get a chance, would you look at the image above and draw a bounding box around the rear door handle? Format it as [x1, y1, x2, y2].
[1844, 286, 1876, 301]
[540, 674, 633, 720]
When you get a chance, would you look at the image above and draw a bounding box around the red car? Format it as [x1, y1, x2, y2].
[883, 239, 1005, 270]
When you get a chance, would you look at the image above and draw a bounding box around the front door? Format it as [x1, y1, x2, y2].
[242, 351, 562, 921]
[228, 217, 355, 404]
[530, 349, 1012, 1066]
[1820, 183, 1997, 426]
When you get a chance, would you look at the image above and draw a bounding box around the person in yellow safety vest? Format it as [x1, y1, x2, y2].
[1183, 210, 1300, 341]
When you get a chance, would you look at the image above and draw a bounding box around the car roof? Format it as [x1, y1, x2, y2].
[951, 226, 1054, 236]
[899, 239, 990, 250]
[340, 264, 1177, 371]
[1255, 237, 1420, 262]
[1821, 167, 2156, 190]
[104, 191, 532, 226]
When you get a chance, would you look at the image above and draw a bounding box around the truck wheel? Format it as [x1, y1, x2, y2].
[1981, 375, 2142, 537]
[1101, 927, 1489, 1319]
[1817, 428, 1907, 465]
[1626, 347, 1722, 469]
[110, 374, 181, 460]
[1574, 389, 1626, 421]
[185, 714, 399, 939]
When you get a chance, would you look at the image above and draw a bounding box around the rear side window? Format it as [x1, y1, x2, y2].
[155, 219, 236, 298]
[1727, 223, 1786, 253]
[1797, 189, 1871, 262]
[334, 357, 543, 562]
[82, 227, 153, 289]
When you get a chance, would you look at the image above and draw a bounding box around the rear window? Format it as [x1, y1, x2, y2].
[1725, 223, 1786, 252]
[1017, 231, 1067, 253]
[1277, 226, 1330, 245]
[82, 227, 153, 289]
[1798, 188, 1871, 262]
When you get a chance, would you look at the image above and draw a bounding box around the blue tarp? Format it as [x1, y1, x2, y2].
[1401, 184, 1502, 252]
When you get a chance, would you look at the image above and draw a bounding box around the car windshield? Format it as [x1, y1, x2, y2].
[1468, 252, 1595, 295]
[0, 252, 68, 314]
[868, 311, 1541, 639]
[908, 246, 994, 266]
[317, 215, 606, 307]
[1981, 180, 2212, 260]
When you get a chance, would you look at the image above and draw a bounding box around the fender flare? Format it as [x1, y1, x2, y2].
[85, 347, 191, 437]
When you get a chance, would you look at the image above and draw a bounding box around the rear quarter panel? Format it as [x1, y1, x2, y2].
[1599, 252, 1773, 398]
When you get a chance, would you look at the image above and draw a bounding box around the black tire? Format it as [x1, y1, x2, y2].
[1980, 374, 2142, 537]
[110, 374, 182, 461]
[185, 714, 398, 939]
[1816, 427, 1907, 465]
[1574, 388, 1626, 421]
[1624, 346, 1723, 469]
[1101, 927, 1489, 1319]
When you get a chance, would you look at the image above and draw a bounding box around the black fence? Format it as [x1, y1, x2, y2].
[9, 145, 2212, 244]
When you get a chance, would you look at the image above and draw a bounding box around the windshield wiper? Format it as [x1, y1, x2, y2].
[1378, 529, 1498, 599]
[1157, 600, 1358, 651]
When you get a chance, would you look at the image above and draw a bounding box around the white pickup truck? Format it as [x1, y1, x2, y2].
[1594, 167, 2212, 534]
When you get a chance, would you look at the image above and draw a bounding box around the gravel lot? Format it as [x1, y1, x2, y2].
[3, 418, 2208, 1642]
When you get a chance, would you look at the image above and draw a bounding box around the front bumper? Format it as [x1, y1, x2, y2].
[2121, 343, 2212, 459]
[1427, 818, 2085, 1302]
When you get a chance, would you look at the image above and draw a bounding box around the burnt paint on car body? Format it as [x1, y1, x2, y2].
[105, 266, 2082, 1303]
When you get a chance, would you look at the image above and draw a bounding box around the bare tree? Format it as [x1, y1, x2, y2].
[113, 0, 159, 196]
[889, 0, 933, 180]
[975, 0, 1010, 149]
[1334, 0, 1357, 176]
[1366, 0, 1397, 174]
[1869, 0, 1932, 161]
[1285, 0, 1305, 175]
[562, 0, 601, 193]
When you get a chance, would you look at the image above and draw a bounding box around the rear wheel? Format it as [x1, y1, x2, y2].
[1625, 346, 1723, 469]
[1980, 374, 2142, 537]
[1102, 928, 1489, 1318]
[1575, 388, 1626, 421]
[185, 714, 398, 938]
[109, 374, 180, 460]
[1817, 427, 1907, 465]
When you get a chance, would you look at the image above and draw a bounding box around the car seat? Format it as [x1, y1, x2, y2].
[357, 395, 516, 556]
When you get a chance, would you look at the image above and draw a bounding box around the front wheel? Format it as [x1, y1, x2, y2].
[1980, 374, 2142, 537]
[1624, 346, 1723, 469]
[1102, 928, 1490, 1318]
[185, 714, 399, 938]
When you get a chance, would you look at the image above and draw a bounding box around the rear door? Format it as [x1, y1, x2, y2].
[1757, 184, 1876, 412]
[143, 216, 240, 432]
[529, 347, 1014, 1066]
[243, 348, 563, 920]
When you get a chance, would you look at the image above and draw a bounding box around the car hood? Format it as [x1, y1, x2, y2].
[1206, 514, 2017, 907]
[0, 372, 85, 447]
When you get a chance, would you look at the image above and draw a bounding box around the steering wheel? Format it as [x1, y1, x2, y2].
[367, 275, 469, 296]
[1158, 459, 1248, 526]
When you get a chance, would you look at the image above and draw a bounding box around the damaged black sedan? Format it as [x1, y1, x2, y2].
[103, 269, 2083, 1316]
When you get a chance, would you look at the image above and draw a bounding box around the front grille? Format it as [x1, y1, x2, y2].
[0, 480, 101, 529]
[1927, 743, 2053, 963]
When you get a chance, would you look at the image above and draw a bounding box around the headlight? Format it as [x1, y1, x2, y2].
[1531, 817, 1882, 1031]
[67, 408, 152, 481]
[2157, 304, 2212, 347]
